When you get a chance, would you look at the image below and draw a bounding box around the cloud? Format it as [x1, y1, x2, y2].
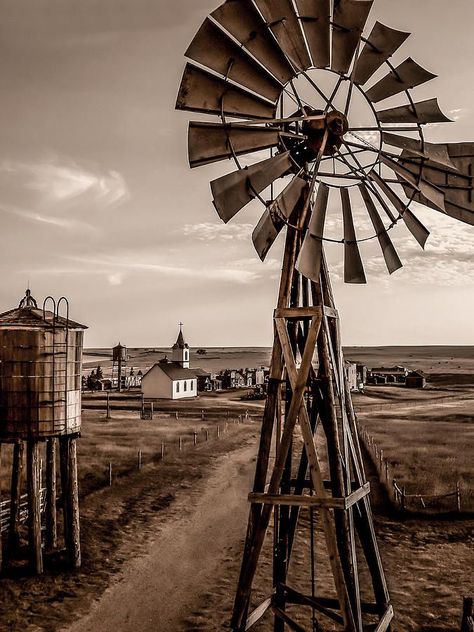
[183, 222, 254, 242]
[0, 157, 129, 210]
[0, 201, 94, 233]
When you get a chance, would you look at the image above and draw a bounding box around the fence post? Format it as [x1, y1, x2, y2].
[179, 436, 183, 451]
[456, 481, 461, 513]
[461, 598, 473, 632]
[161, 443, 165, 461]
[217, 426, 220, 439]
[201, 410, 205, 421]
[138, 451, 142, 471]
[402, 486, 406, 513]
[225, 422, 228, 434]
[108, 462, 113, 486]
[175, 411, 179, 420]
[107, 391, 111, 420]
[206, 429, 209, 442]
[385, 459, 389, 484]
[193, 432, 197, 446]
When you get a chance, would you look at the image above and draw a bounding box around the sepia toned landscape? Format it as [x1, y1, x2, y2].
[0, 345, 472, 631]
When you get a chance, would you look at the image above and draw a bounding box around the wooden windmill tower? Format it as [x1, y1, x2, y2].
[176, 1, 474, 630]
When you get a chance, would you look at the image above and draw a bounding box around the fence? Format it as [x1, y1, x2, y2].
[353, 393, 474, 415]
[359, 427, 468, 514]
[105, 417, 246, 487]
[0, 489, 47, 535]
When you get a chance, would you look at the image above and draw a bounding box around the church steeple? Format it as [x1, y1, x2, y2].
[172, 322, 189, 368]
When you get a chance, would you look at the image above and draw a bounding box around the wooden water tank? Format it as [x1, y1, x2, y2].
[0, 295, 87, 439]
[112, 342, 127, 363]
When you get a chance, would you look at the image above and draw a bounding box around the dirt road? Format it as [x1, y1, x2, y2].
[66, 440, 256, 632]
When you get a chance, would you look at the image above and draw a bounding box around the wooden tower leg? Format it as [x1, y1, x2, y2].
[5, 439, 24, 569]
[27, 439, 43, 574]
[66, 437, 81, 569]
[45, 438, 57, 552]
[0, 443, 2, 573]
[59, 436, 70, 554]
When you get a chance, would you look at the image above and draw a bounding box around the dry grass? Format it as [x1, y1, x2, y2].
[357, 389, 474, 510]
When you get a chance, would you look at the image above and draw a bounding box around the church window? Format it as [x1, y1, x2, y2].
[184, 381, 187, 391]
[176, 382, 180, 393]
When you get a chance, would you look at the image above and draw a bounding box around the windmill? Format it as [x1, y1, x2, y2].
[176, 1, 473, 630]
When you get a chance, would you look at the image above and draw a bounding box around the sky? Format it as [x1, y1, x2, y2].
[0, 0, 472, 348]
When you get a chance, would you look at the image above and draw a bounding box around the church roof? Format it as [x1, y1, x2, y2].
[145, 361, 197, 381]
[172, 324, 189, 350]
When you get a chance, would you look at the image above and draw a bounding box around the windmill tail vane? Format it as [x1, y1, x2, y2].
[176, 0, 473, 630]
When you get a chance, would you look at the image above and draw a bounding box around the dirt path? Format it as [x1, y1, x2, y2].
[66, 440, 256, 632]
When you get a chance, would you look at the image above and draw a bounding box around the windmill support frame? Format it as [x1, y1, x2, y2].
[231, 202, 392, 632]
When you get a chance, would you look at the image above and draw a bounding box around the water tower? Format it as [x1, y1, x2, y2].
[112, 342, 128, 392]
[0, 290, 87, 574]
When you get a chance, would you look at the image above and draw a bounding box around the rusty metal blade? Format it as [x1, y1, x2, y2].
[382, 132, 456, 169]
[211, 0, 295, 86]
[366, 58, 436, 104]
[380, 154, 446, 212]
[398, 143, 474, 226]
[353, 22, 410, 86]
[341, 188, 366, 284]
[253, 176, 307, 260]
[369, 170, 430, 248]
[295, 0, 331, 68]
[185, 18, 283, 103]
[296, 183, 329, 281]
[359, 183, 402, 274]
[211, 152, 292, 223]
[331, 0, 373, 74]
[188, 122, 280, 168]
[253, 0, 312, 71]
[377, 98, 452, 125]
[176, 63, 277, 120]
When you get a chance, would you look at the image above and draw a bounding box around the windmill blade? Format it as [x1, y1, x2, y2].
[377, 98, 452, 125]
[176, 63, 277, 120]
[253, 0, 312, 71]
[341, 188, 366, 284]
[253, 176, 307, 260]
[365, 58, 436, 104]
[379, 154, 446, 212]
[296, 183, 329, 281]
[369, 170, 430, 248]
[185, 18, 283, 103]
[359, 183, 402, 274]
[295, 0, 331, 69]
[211, 0, 295, 86]
[352, 22, 410, 86]
[382, 132, 456, 170]
[331, 0, 374, 75]
[398, 144, 474, 226]
[188, 121, 281, 168]
[211, 152, 292, 223]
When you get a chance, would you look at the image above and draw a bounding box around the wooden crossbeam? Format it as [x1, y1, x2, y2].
[245, 596, 273, 630]
[248, 483, 370, 510]
[272, 606, 306, 632]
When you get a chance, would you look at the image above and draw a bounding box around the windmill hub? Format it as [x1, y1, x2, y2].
[303, 109, 349, 157]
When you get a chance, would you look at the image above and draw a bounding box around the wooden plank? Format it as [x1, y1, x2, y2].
[274, 306, 323, 319]
[67, 438, 81, 568]
[248, 492, 347, 509]
[345, 483, 371, 509]
[282, 585, 344, 625]
[6, 440, 23, 566]
[272, 606, 306, 632]
[27, 440, 43, 574]
[245, 596, 273, 630]
[373, 605, 394, 632]
[59, 436, 70, 553]
[45, 438, 57, 551]
[323, 306, 339, 319]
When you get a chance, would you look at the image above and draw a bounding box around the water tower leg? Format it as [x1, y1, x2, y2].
[59, 436, 70, 554]
[66, 437, 81, 568]
[45, 439, 57, 551]
[6, 440, 24, 567]
[27, 440, 43, 574]
[0, 443, 2, 573]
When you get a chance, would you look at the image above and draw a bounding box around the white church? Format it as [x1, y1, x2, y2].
[141, 325, 198, 400]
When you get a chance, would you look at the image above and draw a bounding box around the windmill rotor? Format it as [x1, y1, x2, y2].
[177, 0, 474, 285]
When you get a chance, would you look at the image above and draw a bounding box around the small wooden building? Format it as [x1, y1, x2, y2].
[405, 370, 426, 389]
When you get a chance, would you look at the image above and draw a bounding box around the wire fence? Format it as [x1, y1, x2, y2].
[359, 427, 471, 515]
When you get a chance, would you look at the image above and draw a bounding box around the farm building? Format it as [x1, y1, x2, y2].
[368, 366, 408, 384]
[406, 370, 426, 389]
[344, 361, 358, 391]
[141, 325, 198, 400]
